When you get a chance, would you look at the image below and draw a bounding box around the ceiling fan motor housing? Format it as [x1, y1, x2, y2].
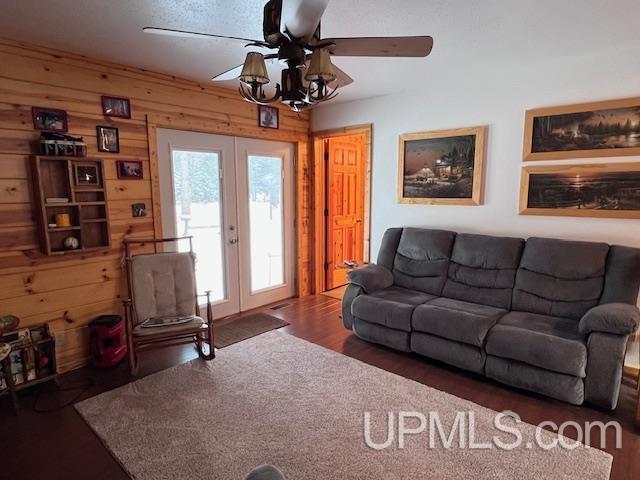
[263, 0, 282, 45]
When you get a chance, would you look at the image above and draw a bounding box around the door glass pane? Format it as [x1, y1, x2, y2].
[171, 150, 225, 301]
[247, 155, 284, 292]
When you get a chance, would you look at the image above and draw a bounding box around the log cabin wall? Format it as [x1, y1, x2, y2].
[0, 39, 312, 372]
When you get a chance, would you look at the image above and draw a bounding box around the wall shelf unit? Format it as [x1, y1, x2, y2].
[31, 156, 111, 255]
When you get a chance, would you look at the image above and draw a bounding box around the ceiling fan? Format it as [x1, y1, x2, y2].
[144, 0, 433, 112]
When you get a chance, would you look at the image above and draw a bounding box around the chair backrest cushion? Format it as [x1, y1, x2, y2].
[442, 233, 525, 309]
[130, 252, 196, 324]
[600, 245, 640, 305]
[390, 227, 456, 296]
[512, 237, 609, 320]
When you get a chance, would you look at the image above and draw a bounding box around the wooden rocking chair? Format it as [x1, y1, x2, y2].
[123, 237, 215, 375]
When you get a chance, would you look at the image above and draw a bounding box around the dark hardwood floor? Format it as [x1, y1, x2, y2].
[1, 295, 638, 479]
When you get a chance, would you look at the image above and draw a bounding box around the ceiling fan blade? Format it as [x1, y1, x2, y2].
[332, 64, 354, 87]
[280, 0, 330, 42]
[211, 64, 244, 82]
[322, 36, 433, 57]
[211, 55, 278, 81]
[143, 27, 268, 46]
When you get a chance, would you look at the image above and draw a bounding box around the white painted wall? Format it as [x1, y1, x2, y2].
[312, 46, 640, 367]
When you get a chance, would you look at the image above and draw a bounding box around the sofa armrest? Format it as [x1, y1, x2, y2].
[579, 303, 640, 336]
[347, 264, 393, 294]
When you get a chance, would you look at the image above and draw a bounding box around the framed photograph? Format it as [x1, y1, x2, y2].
[131, 203, 147, 218]
[117, 160, 143, 179]
[519, 162, 640, 219]
[523, 97, 640, 161]
[96, 125, 119, 153]
[397, 126, 487, 205]
[101, 96, 131, 119]
[258, 105, 279, 129]
[74, 163, 100, 186]
[32, 107, 68, 132]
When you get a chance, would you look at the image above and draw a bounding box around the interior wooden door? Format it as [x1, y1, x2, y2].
[325, 134, 366, 290]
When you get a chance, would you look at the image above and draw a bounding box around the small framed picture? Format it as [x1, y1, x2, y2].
[32, 107, 68, 132]
[131, 203, 147, 218]
[101, 96, 131, 119]
[117, 160, 143, 179]
[258, 105, 279, 129]
[96, 125, 120, 153]
[74, 163, 100, 186]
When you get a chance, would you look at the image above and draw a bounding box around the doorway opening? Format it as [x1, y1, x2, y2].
[312, 125, 372, 296]
[156, 128, 296, 318]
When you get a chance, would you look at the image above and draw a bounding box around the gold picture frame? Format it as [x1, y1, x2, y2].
[523, 97, 640, 161]
[397, 126, 486, 205]
[519, 162, 640, 219]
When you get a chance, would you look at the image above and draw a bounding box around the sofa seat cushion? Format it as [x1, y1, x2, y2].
[351, 286, 435, 332]
[485, 311, 588, 378]
[412, 297, 507, 347]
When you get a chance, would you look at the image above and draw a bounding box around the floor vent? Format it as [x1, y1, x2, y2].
[270, 303, 290, 310]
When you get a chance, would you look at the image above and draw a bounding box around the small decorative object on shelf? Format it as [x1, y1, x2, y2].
[74, 163, 100, 186]
[101, 96, 131, 119]
[63, 236, 80, 250]
[32, 107, 68, 132]
[55, 213, 71, 227]
[38, 132, 87, 157]
[31, 156, 111, 255]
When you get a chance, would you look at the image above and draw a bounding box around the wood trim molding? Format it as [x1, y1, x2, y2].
[311, 124, 372, 294]
[146, 114, 312, 296]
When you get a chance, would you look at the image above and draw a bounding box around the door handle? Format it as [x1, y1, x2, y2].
[229, 238, 238, 244]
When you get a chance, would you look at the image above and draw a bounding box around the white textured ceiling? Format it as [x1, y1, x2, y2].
[0, 0, 638, 103]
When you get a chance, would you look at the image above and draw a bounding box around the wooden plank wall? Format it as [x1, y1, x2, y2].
[0, 39, 311, 372]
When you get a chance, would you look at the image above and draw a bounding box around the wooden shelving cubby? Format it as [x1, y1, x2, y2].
[31, 156, 111, 255]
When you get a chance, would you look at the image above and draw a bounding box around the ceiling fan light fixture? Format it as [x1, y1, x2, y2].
[304, 48, 336, 83]
[239, 52, 270, 85]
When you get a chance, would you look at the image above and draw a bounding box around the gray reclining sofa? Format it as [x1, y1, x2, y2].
[342, 227, 640, 409]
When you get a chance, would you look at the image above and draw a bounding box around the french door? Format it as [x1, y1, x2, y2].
[157, 129, 295, 318]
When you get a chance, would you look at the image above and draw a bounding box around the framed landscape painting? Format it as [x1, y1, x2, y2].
[519, 162, 640, 219]
[398, 126, 486, 205]
[523, 97, 640, 161]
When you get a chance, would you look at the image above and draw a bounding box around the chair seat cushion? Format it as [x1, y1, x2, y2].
[133, 315, 205, 337]
[412, 297, 507, 347]
[351, 286, 435, 332]
[485, 311, 588, 377]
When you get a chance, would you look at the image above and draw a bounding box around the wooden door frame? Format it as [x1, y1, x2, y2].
[311, 124, 372, 293]
[146, 113, 311, 297]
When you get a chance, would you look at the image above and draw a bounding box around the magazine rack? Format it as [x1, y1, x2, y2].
[0, 324, 58, 413]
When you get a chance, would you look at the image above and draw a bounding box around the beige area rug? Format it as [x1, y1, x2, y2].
[76, 332, 611, 480]
[213, 313, 289, 348]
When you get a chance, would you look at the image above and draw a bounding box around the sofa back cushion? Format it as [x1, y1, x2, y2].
[512, 237, 609, 320]
[600, 245, 640, 305]
[442, 233, 524, 309]
[391, 228, 456, 296]
[376, 228, 403, 270]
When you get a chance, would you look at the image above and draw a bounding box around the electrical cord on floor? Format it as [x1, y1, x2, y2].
[32, 377, 95, 413]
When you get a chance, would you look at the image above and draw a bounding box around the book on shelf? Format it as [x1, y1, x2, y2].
[45, 197, 70, 204]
